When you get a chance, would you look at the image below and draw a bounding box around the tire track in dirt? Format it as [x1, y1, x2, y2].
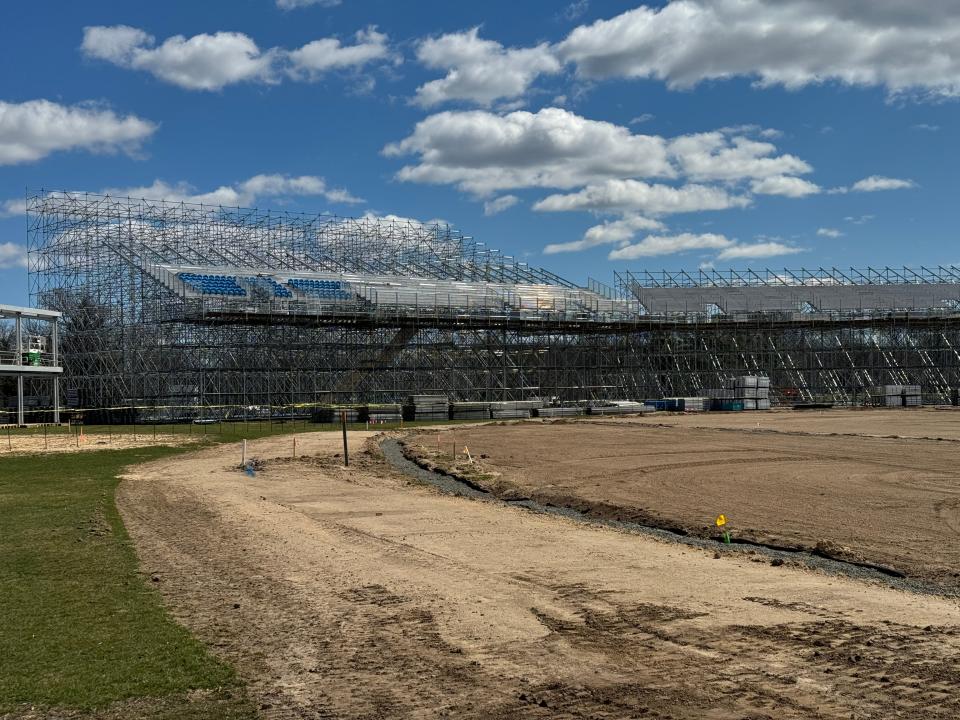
[118, 432, 960, 719]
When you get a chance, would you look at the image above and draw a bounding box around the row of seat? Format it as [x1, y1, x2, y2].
[288, 278, 353, 300]
[179, 273, 247, 297]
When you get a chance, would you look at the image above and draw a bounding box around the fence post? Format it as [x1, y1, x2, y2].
[341, 410, 349, 467]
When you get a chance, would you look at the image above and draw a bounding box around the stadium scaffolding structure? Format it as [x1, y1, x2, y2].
[24, 190, 960, 416]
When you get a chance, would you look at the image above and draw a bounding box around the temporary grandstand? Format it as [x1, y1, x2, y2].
[24, 190, 960, 416]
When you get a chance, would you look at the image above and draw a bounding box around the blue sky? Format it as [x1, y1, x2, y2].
[1, 0, 958, 305]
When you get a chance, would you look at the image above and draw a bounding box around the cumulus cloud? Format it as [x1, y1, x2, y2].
[413, 28, 561, 107]
[483, 195, 519, 216]
[0, 198, 27, 218]
[544, 214, 664, 254]
[288, 27, 394, 80]
[750, 175, 821, 197]
[578, 229, 804, 262]
[0, 99, 156, 165]
[669, 132, 811, 183]
[100, 173, 362, 207]
[385, 109, 812, 198]
[850, 175, 916, 192]
[716, 241, 803, 260]
[608, 232, 732, 260]
[534, 179, 750, 214]
[557, 0, 960, 99]
[82, 25, 392, 90]
[0, 242, 28, 269]
[817, 227, 843, 238]
[384, 107, 674, 196]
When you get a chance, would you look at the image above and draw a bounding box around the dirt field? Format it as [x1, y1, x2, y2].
[621, 406, 960, 440]
[117, 428, 960, 718]
[407, 413, 960, 592]
[0, 430, 200, 455]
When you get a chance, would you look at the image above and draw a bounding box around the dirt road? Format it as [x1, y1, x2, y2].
[119, 430, 960, 719]
[407, 420, 960, 591]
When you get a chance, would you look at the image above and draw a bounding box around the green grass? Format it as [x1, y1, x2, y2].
[0, 445, 257, 718]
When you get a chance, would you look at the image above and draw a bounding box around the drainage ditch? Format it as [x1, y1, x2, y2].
[380, 438, 951, 597]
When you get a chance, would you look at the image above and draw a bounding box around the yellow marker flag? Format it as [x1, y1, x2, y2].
[716, 514, 727, 527]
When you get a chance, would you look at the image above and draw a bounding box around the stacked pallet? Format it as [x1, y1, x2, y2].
[698, 376, 771, 411]
[874, 385, 922, 407]
[588, 401, 645, 415]
[677, 397, 707, 412]
[450, 401, 491, 420]
[408, 395, 449, 420]
[756, 376, 771, 410]
[536, 406, 584, 418]
[366, 403, 402, 423]
[732, 375, 771, 411]
[312, 406, 360, 423]
[490, 399, 543, 419]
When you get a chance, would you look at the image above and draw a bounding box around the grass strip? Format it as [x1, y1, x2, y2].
[0, 445, 256, 718]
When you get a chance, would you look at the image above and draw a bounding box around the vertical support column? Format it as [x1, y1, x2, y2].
[15, 313, 23, 426]
[17, 376, 24, 427]
[52, 318, 60, 423]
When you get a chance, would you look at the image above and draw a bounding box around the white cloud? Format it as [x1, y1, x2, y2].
[276, 0, 341, 9]
[483, 195, 519, 216]
[82, 26, 278, 90]
[82, 25, 392, 90]
[0, 198, 26, 218]
[557, 0, 960, 99]
[384, 107, 674, 196]
[608, 232, 732, 260]
[817, 227, 843, 238]
[845, 214, 875, 224]
[669, 132, 811, 182]
[912, 123, 940, 131]
[716, 241, 803, 260]
[386, 109, 812, 198]
[534, 179, 750, 214]
[0, 241, 28, 269]
[544, 214, 664, 254]
[750, 175, 821, 197]
[100, 173, 362, 207]
[629, 113, 654, 125]
[288, 27, 393, 80]
[413, 28, 561, 107]
[0, 99, 156, 165]
[850, 175, 916, 192]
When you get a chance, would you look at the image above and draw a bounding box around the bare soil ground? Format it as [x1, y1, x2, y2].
[118, 428, 960, 719]
[0, 431, 199, 456]
[619, 406, 960, 440]
[408, 413, 960, 591]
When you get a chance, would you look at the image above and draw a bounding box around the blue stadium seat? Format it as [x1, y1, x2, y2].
[178, 272, 247, 297]
[288, 278, 353, 300]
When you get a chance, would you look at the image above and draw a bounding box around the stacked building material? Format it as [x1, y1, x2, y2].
[312, 406, 360, 423]
[536, 406, 584, 418]
[756, 376, 771, 409]
[408, 395, 449, 420]
[366, 403, 403, 423]
[490, 399, 543, 419]
[450, 401, 491, 420]
[874, 385, 922, 407]
[680, 397, 707, 412]
[588, 401, 645, 415]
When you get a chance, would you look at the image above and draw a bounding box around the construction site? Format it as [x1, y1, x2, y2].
[14, 190, 960, 421]
[5, 191, 960, 719]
